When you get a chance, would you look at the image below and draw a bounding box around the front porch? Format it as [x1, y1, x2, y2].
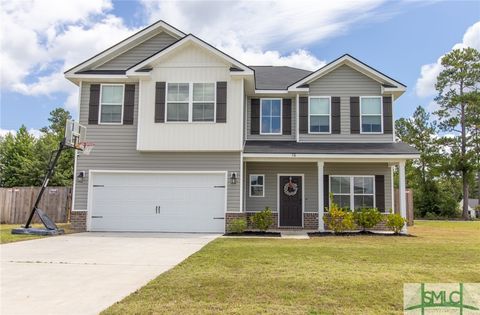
[235, 142, 417, 232]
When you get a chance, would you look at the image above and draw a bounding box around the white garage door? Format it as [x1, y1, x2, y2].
[89, 172, 226, 232]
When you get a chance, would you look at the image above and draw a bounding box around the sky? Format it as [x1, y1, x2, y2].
[1, 0, 479, 136]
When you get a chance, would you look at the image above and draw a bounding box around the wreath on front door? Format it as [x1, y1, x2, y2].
[283, 177, 298, 196]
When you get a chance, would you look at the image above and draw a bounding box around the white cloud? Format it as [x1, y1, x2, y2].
[0, 0, 137, 111]
[140, 0, 389, 70]
[0, 128, 42, 138]
[415, 21, 480, 98]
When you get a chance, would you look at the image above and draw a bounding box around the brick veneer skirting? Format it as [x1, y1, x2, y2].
[71, 211, 87, 231]
[226, 212, 319, 231]
[322, 213, 391, 231]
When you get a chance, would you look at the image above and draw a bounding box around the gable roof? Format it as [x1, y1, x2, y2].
[126, 34, 253, 75]
[288, 54, 406, 91]
[250, 66, 312, 90]
[64, 20, 185, 76]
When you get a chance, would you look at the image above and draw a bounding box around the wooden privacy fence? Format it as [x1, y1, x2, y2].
[394, 188, 414, 226]
[0, 187, 71, 224]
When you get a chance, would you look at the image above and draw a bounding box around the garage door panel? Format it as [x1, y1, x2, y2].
[90, 173, 226, 232]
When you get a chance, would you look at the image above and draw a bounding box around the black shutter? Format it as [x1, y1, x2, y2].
[299, 97, 308, 134]
[88, 84, 100, 125]
[350, 96, 360, 134]
[383, 96, 393, 134]
[331, 96, 341, 134]
[123, 84, 135, 125]
[375, 175, 385, 212]
[282, 98, 292, 135]
[251, 99, 260, 134]
[324, 175, 330, 210]
[216, 81, 227, 123]
[155, 82, 166, 123]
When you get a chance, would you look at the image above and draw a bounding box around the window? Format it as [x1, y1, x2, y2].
[192, 83, 215, 122]
[309, 97, 330, 133]
[331, 176, 351, 209]
[330, 176, 375, 210]
[249, 174, 264, 197]
[100, 85, 124, 123]
[360, 96, 382, 133]
[167, 83, 189, 122]
[260, 99, 282, 134]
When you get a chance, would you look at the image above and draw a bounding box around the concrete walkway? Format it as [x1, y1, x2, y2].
[1, 232, 219, 315]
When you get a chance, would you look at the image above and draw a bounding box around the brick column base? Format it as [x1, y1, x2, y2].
[70, 211, 87, 231]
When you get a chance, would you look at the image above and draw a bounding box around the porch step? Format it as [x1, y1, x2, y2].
[280, 231, 310, 239]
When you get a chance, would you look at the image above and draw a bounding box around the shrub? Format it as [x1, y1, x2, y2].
[354, 208, 384, 231]
[251, 207, 274, 232]
[229, 218, 247, 234]
[324, 199, 355, 233]
[385, 214, 406, 234]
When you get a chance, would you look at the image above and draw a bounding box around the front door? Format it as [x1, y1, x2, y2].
[279, 175, 303, 227]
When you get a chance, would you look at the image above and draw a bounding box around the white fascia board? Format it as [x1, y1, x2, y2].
[65, 74, 129, 80]
[127, 35, 253, 75]
[288, 55, 405, 90]
[254, 89, 289, 94]
[243, 153, 420, 161]
[64, 21, 185, 76]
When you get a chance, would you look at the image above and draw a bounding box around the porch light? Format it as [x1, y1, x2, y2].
[230, 172, 237, 185]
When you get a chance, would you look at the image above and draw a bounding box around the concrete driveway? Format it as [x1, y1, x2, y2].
[1, 232, 219, 315]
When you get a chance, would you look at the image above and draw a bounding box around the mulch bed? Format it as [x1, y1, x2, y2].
[308, 230, 414, 237]
[224, 231, 281, 237]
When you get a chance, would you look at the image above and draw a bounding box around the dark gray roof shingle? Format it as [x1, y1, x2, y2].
[244, 141, 419, 155]
[250, 66, 312, 90]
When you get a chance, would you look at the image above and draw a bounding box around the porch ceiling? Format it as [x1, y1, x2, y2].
[244, 141, 419, 157]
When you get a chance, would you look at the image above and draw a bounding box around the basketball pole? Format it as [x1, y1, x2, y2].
[24, 138, 69, 229]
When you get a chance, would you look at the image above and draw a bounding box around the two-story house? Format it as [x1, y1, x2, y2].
[65, 21, 418, 233]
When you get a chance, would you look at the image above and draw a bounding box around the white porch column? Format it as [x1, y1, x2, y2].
[318, 161, 325, 231]
[398, 160, 408, 233]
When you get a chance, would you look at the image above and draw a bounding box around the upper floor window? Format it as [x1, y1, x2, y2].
[167, 83, 189, 122]
[100, 84, 124, 124]
[309, 97, 330, 133]
[166, 83, 216, 122]
[193, 83, 215, 122]
[360, 96, 382, 133]
[260, 99, 282, 134]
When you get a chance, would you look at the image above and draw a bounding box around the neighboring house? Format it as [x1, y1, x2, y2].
[65, 20, 419, 233]
[459, 199, 479, 219]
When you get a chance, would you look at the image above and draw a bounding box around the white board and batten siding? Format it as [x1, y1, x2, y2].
[136, 43, 244, 151]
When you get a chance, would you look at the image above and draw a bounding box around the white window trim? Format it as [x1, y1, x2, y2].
[99, 83, 124, 125]
[308, 96, 331, 134]
[165, 82, 217, 123]
[329, 175, 376, 210]
[249, 174, 265, 197]
[360, 96, 383, 134]
[260, 98, 282, 135]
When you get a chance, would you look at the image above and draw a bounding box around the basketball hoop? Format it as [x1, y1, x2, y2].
[76, 142, 95, 155]
[65, 120, 93, 154]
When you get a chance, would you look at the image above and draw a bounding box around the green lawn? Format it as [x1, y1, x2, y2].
[103, 221, 480, 315]
[0, 223, 74, 244]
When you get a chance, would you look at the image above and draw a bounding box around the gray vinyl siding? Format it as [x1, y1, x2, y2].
[302, 65, 393, 142]
[245, 162, 318, 212]
[246, 97, 296, 140]
[245, 162, 392, 213]
[95, 32, 177, 70]
[74, 82, 241, 212]
[324, 163, 392, 211]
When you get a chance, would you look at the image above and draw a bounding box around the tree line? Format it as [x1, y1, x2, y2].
[396, 47, 480, 219]
[0, 48, 478, 219]
[0, 108, 74, 187]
